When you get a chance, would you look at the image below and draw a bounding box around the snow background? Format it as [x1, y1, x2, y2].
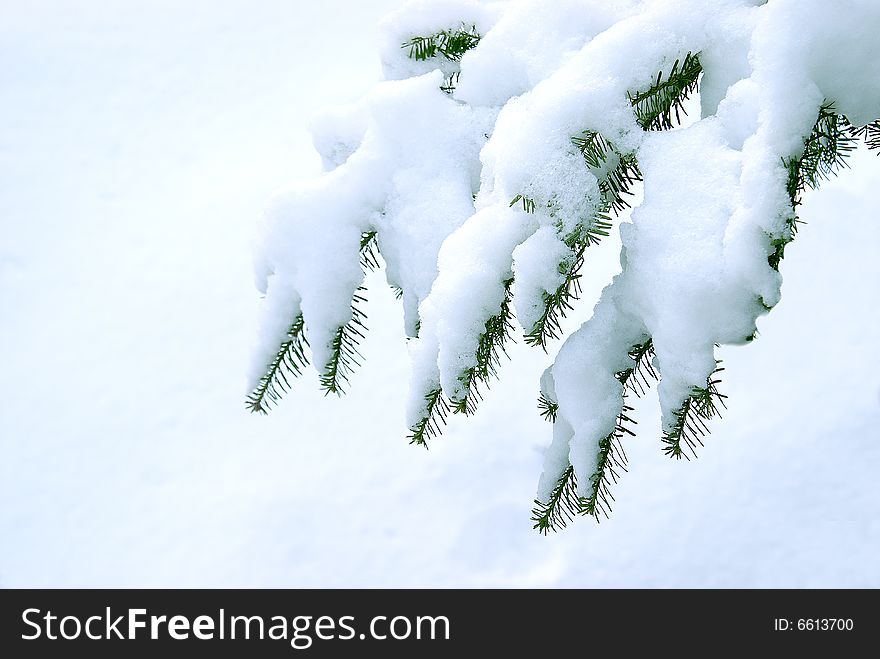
[1, 0, 877, 587]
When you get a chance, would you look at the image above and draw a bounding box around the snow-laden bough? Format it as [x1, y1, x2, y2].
[247, 0, 880, 532]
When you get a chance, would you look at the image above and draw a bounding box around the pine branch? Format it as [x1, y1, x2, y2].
[402, 25, 481, 93]
[521, 55, 700, 351]
[571, 131, 643, 214]
[509, 194, 536, 214]
[402, 25, 481, 62]
[531, 339, 655, 532]
[407, 386, 454, 447]
[771, 103, 859, 270]
[628, 52, 702, 131]
[319, 288, 368, 396]
[450, 277, 516, 415]
[522, 133, 637, 350]
[406, 279, 515, 444]
[537, 393, 558, 423]
[531, 465, 583, 534]
[319, 232, 384, 396]
[661, 361, 727, 460]
[845, 119, 880, 152]
[360, 230, 381, 272]
[582, 403, 634, 520]
[246, 313, 310, 414]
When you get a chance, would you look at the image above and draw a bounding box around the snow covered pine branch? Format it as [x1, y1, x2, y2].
[248, 0, 880, 532]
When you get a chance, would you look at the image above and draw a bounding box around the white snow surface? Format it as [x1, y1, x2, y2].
[1, 0, 879, 587]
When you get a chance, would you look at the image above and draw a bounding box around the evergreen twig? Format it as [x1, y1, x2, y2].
[628, 52, 702, 131]
[402, 25, 481, 62]
[402, 25, 481, 93]
[844, 118, 880, 153]
[772, 103, 859, 270]
[537, 393, 559, 423]
[318, 287, 368, 396]
[450, 277, 516, 415]
[532, 339, 655, 532]
[661, 361, 727, 460]
[524, 55, 701, 350]
[407, 387, 454, 447]
[246, 314, 310, 414]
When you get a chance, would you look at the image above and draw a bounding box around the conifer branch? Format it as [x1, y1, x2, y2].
[628, 52, 702, 131]
[318, 287, 368, 396]
[450, 277, 516, 415]
[531, 465, 583, 534]
[407, 386, 454, 447]
[532, 339, 655, 532]
[360, 230, 381, 272]
[771, 103, 859, 270]
[246, 313, 310, 414]
[661, 361, 726, 460]
[509, 194, 536, 213]
[406, 280, 515, 444]
[318, 232, 385, 396]
[524, 133, 637, 349]
[537, 393, 559, 423]
[402, 25, 481, 62]
[524, 53, 700, 350]
[571, 131, 643, 214]
[402, 25, 481, 93]
[845, 119, 880, 152]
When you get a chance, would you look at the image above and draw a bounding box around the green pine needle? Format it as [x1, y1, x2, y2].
[509, 194, 536, 213]
[246, 313, 310, 414]
[450, 277, 516, 415]
[846, 119, 880, 152]
[537, 393, 559, 422]
[407, 386, 454, 447]
[402, 26, 481, 62]
[319, 288, 368, 396]
[402, 25, 481, 93]
[772, 103, 859, 270]
[661, 361, 726, 460]
[360, 231, 382, 272]
[531, 339, 655, 532]
[531, 465, 584, 534]
[628, 52, 702, 131]
[524, 50, 700, 352]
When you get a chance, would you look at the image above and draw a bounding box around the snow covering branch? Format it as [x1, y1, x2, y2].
[248, 0, 880, 531]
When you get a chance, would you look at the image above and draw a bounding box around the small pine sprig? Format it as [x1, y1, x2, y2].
[523, 132, 636, 349]
[661, 361, 727, 460]
[246, 314, 310, 414]
[407, 386, 454, 447]
[509, 194, 536, 213]
[537, 393, 558, 422]
[531, 465, 584, 534]
[582, 403, 635, 520]
[845, 119, 880, 152]
[406, 278, 515, 443]
[402, 25, 481, 93]
[628, 52, 702, 131]
[531, 338, 655, 532]
[360, 231, 381, 272]
[772, 103, 859, 270]
[319, 288, 368, 396]
[317, 231, 388, 396]
[402, 25, 481, 62]
[571, 131, 643, 214]
[450, 277, 516, 415]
